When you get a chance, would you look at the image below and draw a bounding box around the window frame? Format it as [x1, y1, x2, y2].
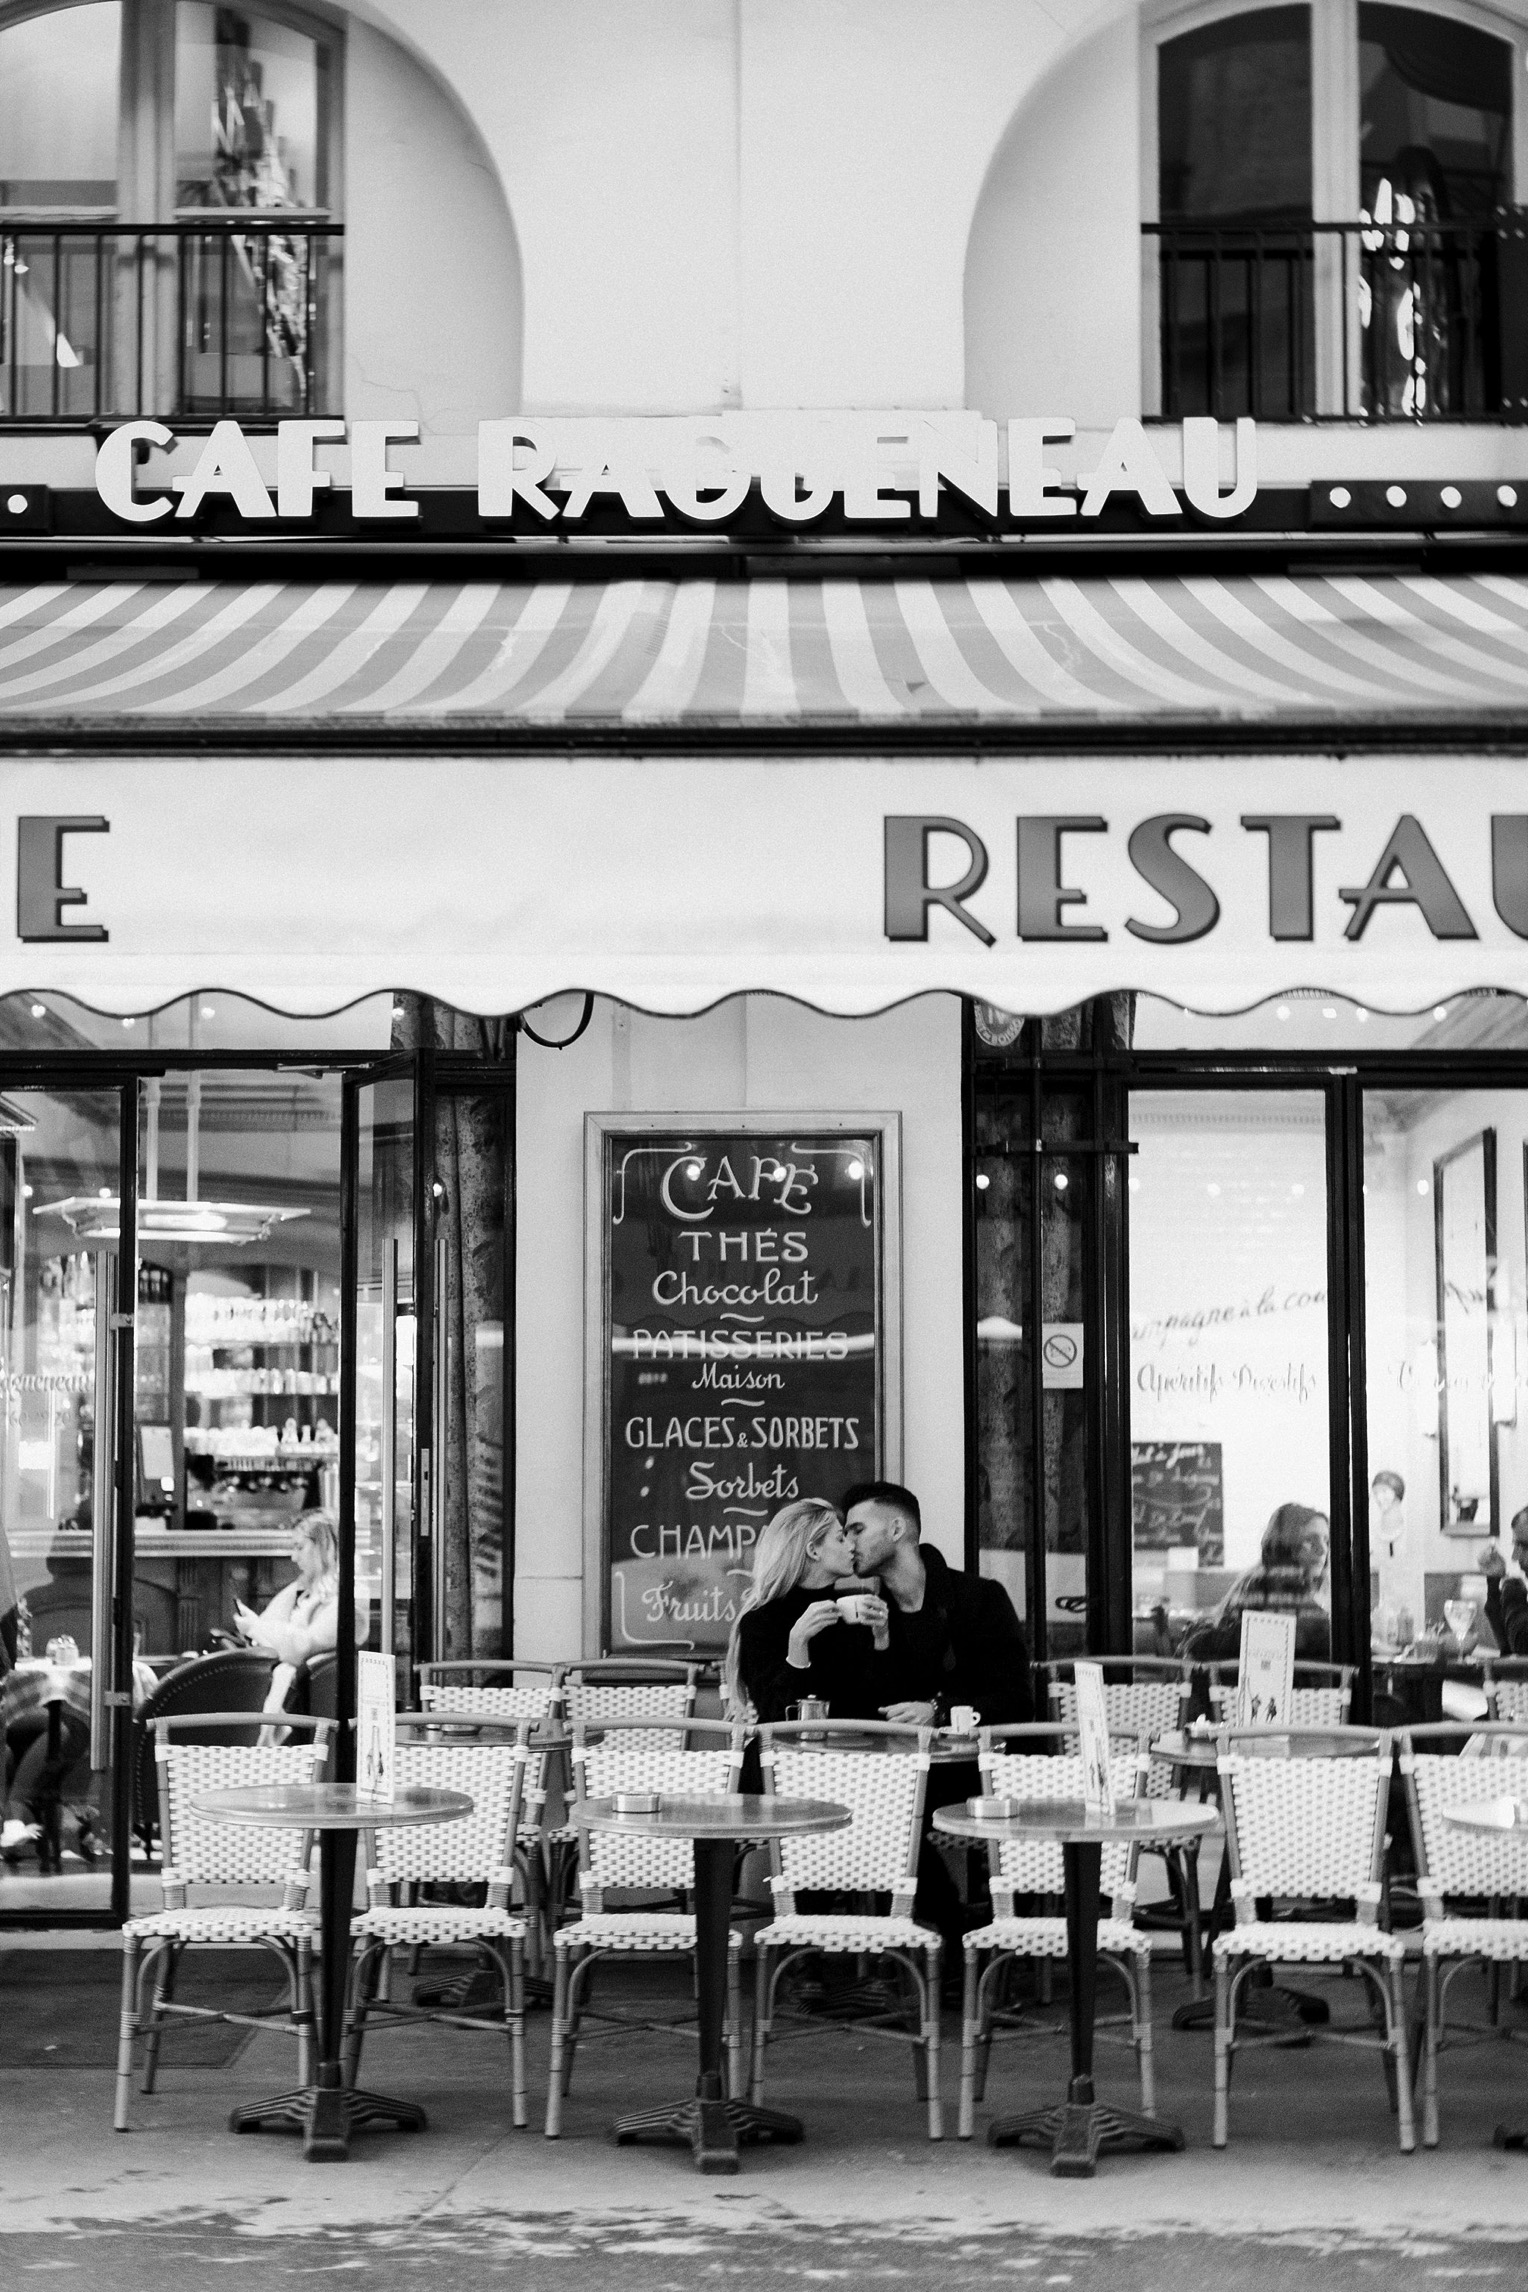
[1139, 0, 1528, 415]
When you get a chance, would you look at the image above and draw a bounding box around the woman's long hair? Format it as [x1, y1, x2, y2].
[1212, 1501, 1325, 1623]
[296, 1510, 340, 1588]
[722, 1497, 843, 1709]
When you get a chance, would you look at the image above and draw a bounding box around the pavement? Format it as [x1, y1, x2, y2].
[4, 1937, 1528, 2289]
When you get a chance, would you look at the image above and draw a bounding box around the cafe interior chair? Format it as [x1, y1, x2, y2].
[958, 1722, 1156, 2138]
[545, 1712, 746, 2137]
[1399, 1720, 1528, 2146]
[1042, 1658, 1202, 1989]
[113, 1713, 331, 2130]
[1212, 1725, 1414, 2152]
[417, 1660, 563, 1973]
[344, 1716, 533, 2128]
[1208, 1661, 1355, 1729]
[1483, 1663, 1528, 1724]
[750, 1718, 944, 2140]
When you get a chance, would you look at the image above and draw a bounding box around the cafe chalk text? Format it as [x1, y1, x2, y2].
[884, 812, 1528, 948]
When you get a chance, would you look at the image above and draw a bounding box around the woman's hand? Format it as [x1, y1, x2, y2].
[786, 1599, 844, 1669]
[838, 1592, 890, 1651]
[231, 1600, 265, 1648]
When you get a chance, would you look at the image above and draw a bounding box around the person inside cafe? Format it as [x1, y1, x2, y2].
[724, 1497, 892, 1723]
[1480, 1507, 1528, 1657]
[1183, 1502, 1333, 1664]
[222, 1510, 361, 1714]
[844, 1480, 1033, 1979]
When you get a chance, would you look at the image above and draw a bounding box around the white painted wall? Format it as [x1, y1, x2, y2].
[512, 991, 964, 1660]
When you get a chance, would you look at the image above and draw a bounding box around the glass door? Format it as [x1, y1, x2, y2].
[1, 1083, 137, 1924]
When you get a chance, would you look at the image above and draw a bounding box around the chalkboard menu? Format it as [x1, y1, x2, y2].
[1130, 1441, 1224, 1565]
[588, 1118, 898, 1654]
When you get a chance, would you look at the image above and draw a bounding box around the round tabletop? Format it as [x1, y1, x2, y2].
[1152, 1727, 1373, 1768]
[576, 1791, 850, 1841]
[191, 1783, 474, 1831]
[1443, 1797, 1528, 1835]
[783, 1730, 979, 1766]
[934, 1798, 1219, 1849]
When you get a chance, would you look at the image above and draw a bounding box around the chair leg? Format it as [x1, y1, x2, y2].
[750, 1945, 773, 2107]
[545, 1945, 571, 2137]
[726, 1941, 744, 2102]
[1213, 1954, 1231, 2148]
[343, 1942, 382, 2089]
[114, 1936, 141, 2131]
[295, 1933, 317, 2088]
[925, 1945, 942, 2140]
[1179, 1845, 1206, 1997]
[1391, 1959, 1416, 2154]
[562, 1949, 591, 2093]
[505, 1939, 527, 2129]
[140, 1942, 180, 2094]
[1134, 1950, 1156, 2117]
[1423, 1953, 1442, 2149]
[959, 1944, 979, 2138]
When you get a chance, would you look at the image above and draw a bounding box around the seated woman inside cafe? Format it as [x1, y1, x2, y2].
[220, 1509, 362, 1713]
[1183, 1501, 1333, 1664]
[725, 1496, 893, 1722]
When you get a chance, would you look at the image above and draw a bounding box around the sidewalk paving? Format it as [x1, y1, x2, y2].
[4, 1941, 1528, 2286]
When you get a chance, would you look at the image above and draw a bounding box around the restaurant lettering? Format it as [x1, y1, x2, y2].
[885, 812, 1528, 947]
[600, 1125, 883, 1654]
[94, 413, 1258, 527]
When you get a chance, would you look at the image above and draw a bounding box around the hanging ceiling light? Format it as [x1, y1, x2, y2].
[36, 1074, 308, 1246]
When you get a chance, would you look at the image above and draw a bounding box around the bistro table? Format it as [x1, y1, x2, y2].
[1443, 1797, 1528, 2152]
[576, 1790, 850, 2174]
[934, 1796, 1217, 2176]
[193, 1780, 472, 2162]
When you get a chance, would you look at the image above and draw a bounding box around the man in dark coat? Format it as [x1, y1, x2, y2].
[844, 1481, 1033, 1979]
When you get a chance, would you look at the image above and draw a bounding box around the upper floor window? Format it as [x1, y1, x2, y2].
[1149, 2, 1524, 422]
[0, 0, 341, 424]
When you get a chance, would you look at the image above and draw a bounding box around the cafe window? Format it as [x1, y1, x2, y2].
[0, 0, 341, 421]
[1148, 0, 1525, 419]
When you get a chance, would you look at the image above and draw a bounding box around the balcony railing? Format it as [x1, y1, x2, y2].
[1146, 215, 1528, 423]
[0, 217, 343, 425]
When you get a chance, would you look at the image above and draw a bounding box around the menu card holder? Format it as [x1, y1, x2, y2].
[1236, 1611, 1296, 1745]
[357, 1649, 396, 1801]
[1074, 1660, 1116, 1822]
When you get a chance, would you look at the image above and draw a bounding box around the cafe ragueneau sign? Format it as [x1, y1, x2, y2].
[93, 412, 1258, 525]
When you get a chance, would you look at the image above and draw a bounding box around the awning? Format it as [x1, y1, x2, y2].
[4, 568, 1528, 1021]
[1, 568, 1528, 727]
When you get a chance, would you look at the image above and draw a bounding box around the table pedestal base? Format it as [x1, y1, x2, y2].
[988, 2076, 1185, 2178]
[615, 2076, 801, 2174]
[230, 2081, 427, 2162]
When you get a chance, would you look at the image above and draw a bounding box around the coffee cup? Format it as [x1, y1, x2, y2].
[948, 1704, 979, 1736]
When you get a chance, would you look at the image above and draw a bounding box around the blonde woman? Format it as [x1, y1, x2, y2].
[725, 1497, 890, 1723]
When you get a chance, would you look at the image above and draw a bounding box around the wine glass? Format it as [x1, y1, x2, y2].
[1444, 1597, 1477, 1653]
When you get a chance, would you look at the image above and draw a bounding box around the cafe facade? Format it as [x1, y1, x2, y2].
[5, 0, 1528, 1926]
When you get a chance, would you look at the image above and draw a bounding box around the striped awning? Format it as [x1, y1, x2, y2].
[1, 568, 1527, 727]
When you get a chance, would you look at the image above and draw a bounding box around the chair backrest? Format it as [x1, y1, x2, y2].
[1047, 1667, 1189, 1800]
[1401, 1724, 1528, 1905]
[418, 1661, 561, 1729]
[573, 1714, 742, 1905]
[1209, 1663, 1353, 1730]
[561, 1659, 697, 1739]
[366, 1721, 530, 1893]
[133, 1649, 281, 1836]
[761, 1720, 927, 1908]
[156, 1714, 331, 1899]
[1485, 1671, 1528, 1724]
[1217, 1728, 1388, 1906]
[981, 1723, 1146, 1901]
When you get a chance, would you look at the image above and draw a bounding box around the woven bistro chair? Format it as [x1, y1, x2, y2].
[750, 1719, 943, 2140]
[1043, 1658, 1201, 1986]
[1399, 1721, 1528, 2146]
[1208, 1661, 1355, 1729]
[959, 1723, 1156, 2140]
[343, 1716, 533, 2127]
[1483, 1662, 1528, 1723]
[545, 1712, 746, 2137]
[114, 1714, 331, 2131]
[418, 1661, 563, 1971]
[1212, 1725, 1414, 2152]
[558, 1657, 700, 1739]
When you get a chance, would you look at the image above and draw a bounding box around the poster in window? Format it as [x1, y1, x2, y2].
[586, 1116, 901, 1655]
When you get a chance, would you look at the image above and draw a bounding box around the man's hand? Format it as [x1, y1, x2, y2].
[880, 1700, 939, 1727]
[786, 1599, 844, 1669]
[1480, 1544, 1507, 1580]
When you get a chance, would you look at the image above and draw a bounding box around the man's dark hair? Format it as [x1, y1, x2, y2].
[842, 1480, 922, 1538]
[1513, 1506, 1528, 1538]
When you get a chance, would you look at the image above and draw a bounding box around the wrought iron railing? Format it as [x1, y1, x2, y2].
[1146, 215, 1528, 422]
[0, 217, 343, 424]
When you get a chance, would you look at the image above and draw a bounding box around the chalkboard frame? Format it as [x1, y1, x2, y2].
[582, 1110, 903, 1656]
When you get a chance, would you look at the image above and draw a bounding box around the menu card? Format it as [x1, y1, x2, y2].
[357, 1651, 396, 1801]
[1236, 1611, 1296, 1733]
[1074, 1661, 1116, 1822]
